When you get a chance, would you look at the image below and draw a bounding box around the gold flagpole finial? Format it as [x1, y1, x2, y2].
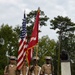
[38, 7, 40, 13]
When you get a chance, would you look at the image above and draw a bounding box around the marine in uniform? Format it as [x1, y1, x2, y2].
[21, 59, 28, 75]
[40, 56, 53, 75]
[4, 56, 20, 75]
[29, 56, 41, 75]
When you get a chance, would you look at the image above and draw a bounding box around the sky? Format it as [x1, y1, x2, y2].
[0, 0, 75, 41]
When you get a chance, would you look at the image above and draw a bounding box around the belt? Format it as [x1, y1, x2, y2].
[44, 74, 52, 75]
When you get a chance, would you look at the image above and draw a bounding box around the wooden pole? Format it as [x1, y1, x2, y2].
[35, 7, 40, 62]
[58, 32, 62, 75]
[36, 44, 38, 58]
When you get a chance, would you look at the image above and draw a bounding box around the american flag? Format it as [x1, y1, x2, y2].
[17, 12, 27, 70]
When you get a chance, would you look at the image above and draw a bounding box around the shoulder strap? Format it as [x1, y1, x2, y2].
[6, 65, 9, 73]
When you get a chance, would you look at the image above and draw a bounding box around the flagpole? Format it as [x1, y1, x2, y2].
[36, 7, 40, 62]
[26, 7, 40, 67]
[36, 44, 39, 59]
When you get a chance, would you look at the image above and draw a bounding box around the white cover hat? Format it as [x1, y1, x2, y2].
[33, 56, 39, 60]
[45, 56, 52, 60]
[9, 56, 16, 60]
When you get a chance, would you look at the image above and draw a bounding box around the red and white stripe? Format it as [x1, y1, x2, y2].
[17, 34, 27, 70]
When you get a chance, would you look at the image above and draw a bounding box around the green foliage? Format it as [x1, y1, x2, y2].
[0, 24, 56, 74]
[0, 24, 19, 56]
[1, 11, 75, 75]
[0, 24, 19, 75]
[71, 63, 75, 75]
[50, 16, 75, 30]
[26, 10, 49, 26]
[33, 36, 56, 66]
[26, 9, 49, 40]
[0, 9, 49, 74]
[50, 15, 75, 75]
[50, 15, 75, 55]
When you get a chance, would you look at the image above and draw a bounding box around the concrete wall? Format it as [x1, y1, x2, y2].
[61, 61, 71, 75]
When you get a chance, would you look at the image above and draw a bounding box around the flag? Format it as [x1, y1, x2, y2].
[17, 12, 27, 70]
[26, 48, 33, 65]
[26, 8, 40, 65]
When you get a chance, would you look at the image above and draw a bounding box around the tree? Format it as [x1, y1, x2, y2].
[50, 15, 75, 57]
[50, 16, 75, 75]
[0, 9, 49, 75]
[26, 9, 49, 40]
[0, 24, 18, 75]
[14, 9, 49, 40]
[0, 25, 56, 74]
[33, 36, 56, 66]
[37, 36, 57, 75]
